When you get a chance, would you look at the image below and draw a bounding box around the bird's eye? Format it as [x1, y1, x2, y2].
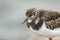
[28, 14, 32, 17]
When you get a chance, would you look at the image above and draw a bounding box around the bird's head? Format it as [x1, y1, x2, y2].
[22, 8, 39, 24]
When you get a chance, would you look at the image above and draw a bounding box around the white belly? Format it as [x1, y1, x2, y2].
[30, 22, 60, 38]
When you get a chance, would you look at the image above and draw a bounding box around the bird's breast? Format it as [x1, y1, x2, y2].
[29, 22, 60, 37]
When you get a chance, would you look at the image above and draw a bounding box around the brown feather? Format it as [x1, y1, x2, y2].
[38, 10, 60, 22]
[25, 8, 60, 30]
[26, 8, 37, 17]
[45, 18, 60, 30]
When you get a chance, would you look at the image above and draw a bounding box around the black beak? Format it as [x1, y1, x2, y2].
[21, 18, 28, 24]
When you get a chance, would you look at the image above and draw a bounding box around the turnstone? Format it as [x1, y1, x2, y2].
[22, 8, 60, 40]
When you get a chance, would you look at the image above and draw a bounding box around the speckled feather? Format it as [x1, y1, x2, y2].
[45, 18, 60, 30]
[26, 8, 60, 30]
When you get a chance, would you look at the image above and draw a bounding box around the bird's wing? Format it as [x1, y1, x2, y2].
[45, 18, 60, 30]
[42, 11, 60, 22]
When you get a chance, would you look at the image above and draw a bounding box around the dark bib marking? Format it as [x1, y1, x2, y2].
[27, 19, 43, 30]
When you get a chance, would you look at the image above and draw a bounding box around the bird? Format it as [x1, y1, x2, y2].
[22, 8, 60, 40]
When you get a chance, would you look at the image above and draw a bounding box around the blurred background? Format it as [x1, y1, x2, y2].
[0, 0, 60, 40]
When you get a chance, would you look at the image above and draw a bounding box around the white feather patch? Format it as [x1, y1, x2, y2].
[35, 18, 40, 24]
[30, 22, 60, 37]
[28, 19, 32, 23]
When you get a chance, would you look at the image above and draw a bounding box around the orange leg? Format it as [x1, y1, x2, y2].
[49, 38, 52, 40]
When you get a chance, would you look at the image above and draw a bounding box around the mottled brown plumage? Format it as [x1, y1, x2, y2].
[41, 10, 60, 22]
[26, 8, 37, 17]
[24, 8, 60, 40]
[26, 8, 60, 29]
[25, 8, 60, 30]
[45, 18, 60, 30]
[26, 8, 60, 22]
